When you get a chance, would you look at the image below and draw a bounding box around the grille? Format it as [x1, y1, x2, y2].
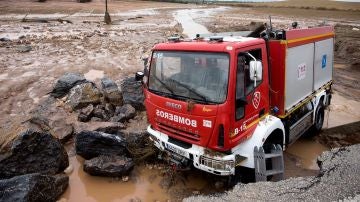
[200, 156, 234, 171]
[157, 122, 200, 142]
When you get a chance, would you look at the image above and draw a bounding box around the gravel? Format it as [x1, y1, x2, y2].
[185, 144, 360, 202]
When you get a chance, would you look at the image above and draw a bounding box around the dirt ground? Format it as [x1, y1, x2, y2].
[0, 0, 360, 201]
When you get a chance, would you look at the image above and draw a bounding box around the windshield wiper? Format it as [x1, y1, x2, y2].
[167, 79, 210, 103]
[151, 75, 175, 95]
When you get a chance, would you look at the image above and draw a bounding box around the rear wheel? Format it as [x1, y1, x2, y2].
[314, 103, 325, 132]
[304, 102, 325, 138]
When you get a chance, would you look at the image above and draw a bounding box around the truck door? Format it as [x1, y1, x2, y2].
[233, 47, 269, 140]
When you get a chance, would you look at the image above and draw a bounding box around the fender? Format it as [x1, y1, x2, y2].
[231, 115, 285, 168]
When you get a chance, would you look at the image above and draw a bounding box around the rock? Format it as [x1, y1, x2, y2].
[16, 45, 32, 53]
[64, 164, 74, 175]
[0, 37, 11, 42]
[52, 122, 74, 142]
[50, 73, 88, 98]
[75, 130, 126, 160]
[78, 104, 94, 122]
[105, 103, 115, 117]
[67, 83, 101, 109]
[28, 97, 75, 142]
[0, 130, 68, 179]
[83, 155, 134, 177]
[121, 77, 145, 110]
[101, 77, 123, 106]
[74, 121, 125, 134]
[93, 105, 110, 121]
[0, 173, 68, 202]
[111, 104, 136, 122]
[90, 117, 103, 122]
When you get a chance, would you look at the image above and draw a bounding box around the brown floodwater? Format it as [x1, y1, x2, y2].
[61, 137, 329, 202]
[61, 156, 211, 202]
[285, 138, 329, 170]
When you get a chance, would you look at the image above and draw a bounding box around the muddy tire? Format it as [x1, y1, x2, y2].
[314, 103, 325, 132]
[304, 103, 325, 138]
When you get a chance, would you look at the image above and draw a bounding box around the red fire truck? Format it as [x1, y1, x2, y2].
[136, 25, 334, 180]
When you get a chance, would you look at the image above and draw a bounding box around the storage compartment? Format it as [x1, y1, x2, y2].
[313, 38, 334, 90]
[285, 43, 314, 111]
[269, 26, 334, 117]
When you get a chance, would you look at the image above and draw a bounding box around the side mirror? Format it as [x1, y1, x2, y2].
[135, 71, 144, 81]
[249, 61, 263, 82]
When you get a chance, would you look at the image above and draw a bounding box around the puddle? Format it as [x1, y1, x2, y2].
[63, 157, 169, 202]
[285, 139, 329, 170]
[62, 156, 212, 202]
[84, 70, 104, 81]
[173, 7, 227, 38]
[324, 93, 360, 128]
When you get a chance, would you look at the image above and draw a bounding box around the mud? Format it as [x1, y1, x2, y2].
[1, 0, 360, 201]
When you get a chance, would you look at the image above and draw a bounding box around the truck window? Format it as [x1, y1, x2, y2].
[148, 51, 230, 104]
[236, 56, 245, 120]
[239, 49, 263, 95]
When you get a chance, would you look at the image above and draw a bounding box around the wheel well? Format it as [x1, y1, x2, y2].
[264, 129, 284, 148]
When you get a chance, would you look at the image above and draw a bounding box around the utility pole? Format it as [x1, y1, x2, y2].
[104, 0, 111, 24]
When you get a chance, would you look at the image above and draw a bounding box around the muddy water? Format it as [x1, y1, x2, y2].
[62, 156, 211, 202]
[285, 139, 329, 170]
[173, 7, 227, 38]
[63, 156, 168, 201]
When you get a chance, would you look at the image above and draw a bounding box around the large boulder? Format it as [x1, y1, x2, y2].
[83, 155, 134, 177]
[111, 104, 136, 122]
[28, 97, 75, 142]
[50, 73, 88, 98]
[0, 173, 68, 202]
[101, 77, 123, 106]
[67, 82, 102, 109]
[75, 131, 126, 160]
[121, 77, 145, 110]
[0, 130, 69, 179]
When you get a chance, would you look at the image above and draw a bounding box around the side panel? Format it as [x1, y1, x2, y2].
[285, 43, 314, 111]
[313, 38, 334, 90]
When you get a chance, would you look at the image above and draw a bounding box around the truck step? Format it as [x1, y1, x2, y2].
[254, 144, 284, 182]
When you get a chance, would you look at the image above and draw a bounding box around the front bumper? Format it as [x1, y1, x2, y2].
[147, 126, 235, 176]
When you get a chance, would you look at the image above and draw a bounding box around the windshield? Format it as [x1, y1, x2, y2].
[148, 51, 229, 104]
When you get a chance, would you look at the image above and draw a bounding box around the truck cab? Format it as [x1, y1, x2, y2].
[137, 26, 334, 178]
